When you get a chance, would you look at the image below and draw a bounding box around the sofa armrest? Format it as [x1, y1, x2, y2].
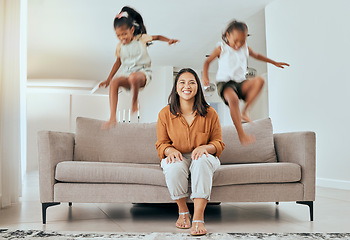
[38, 131, 75, 203]
[274, 131, 316, 201]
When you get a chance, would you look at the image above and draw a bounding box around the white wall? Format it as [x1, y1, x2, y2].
[26, 93, 71, 172]
[70, 94, 110, 130]
[26, 66, 173, 171]
[27, 0, 276, 80]
[245, 10, 268, 77]
[265, 0, 350, 189]
[138, 66, 173, 123]
[245, 10, 269, 121]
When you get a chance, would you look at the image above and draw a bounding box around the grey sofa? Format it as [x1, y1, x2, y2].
[38, 117, 316, 224]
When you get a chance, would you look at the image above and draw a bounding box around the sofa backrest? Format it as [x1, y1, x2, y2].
[220, 118, 277, 164]
[74, 117, 159, 164]
[74, 117, 277, 165]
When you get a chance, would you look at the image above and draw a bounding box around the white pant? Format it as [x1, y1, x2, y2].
[161, 153, 221, 201]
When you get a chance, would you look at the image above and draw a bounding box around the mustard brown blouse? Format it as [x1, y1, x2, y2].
[155, 105, 225, 160]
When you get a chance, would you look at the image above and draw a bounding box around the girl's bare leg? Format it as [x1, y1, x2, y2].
[102, 76, 130, 129]
[191, 198, 207, 235]
[241, 76, 265, 122]
[175, 198, 191, 228]
[128, 72, 147, 113]
[224, 88, 255, 145]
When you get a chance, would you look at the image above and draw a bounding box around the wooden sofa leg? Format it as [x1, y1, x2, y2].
[296, 201, 314, 221]
[42, 202, 60, 224]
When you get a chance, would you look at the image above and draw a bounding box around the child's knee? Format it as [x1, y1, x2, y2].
[225, 93, 239, 106]
[256, 76, 265, 87]
[128, 72, 144, 86]
[127, 74, 136, 85]
[110, 79, 119, 89]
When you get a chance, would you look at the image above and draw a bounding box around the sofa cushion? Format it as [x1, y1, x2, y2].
[74, 117, 159, 164]
[220, 118, 277, 164]
[212, 162, 301, 186]
[55, 161, 166, 187]
[55, 161, 300, 187]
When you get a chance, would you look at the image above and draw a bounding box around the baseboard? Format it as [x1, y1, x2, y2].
[317, 178, 350, 190]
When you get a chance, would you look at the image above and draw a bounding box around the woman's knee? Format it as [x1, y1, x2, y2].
[191, 154, 220, 172]
[162, 160, 189, 178]
[191, 154, 212, 167]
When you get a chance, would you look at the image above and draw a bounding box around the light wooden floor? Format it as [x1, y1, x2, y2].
[0, 172, 349, 233]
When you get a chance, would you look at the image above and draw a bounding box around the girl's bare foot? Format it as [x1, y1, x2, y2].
[176, 212, 191, 229]
[241, 112, 252, 123]
[101, 119, 117, 129]
[191, 220, 207, 236]
[131, 101, 138, 113]
[238, 133, 255, 145]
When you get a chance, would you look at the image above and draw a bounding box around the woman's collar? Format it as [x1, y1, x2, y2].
[171, 110, 198, 119]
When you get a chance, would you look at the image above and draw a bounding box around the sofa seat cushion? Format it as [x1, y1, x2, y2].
[55, 161, 166, 187]
[212, 162, 301, 186]
[56, 161, 301, 188]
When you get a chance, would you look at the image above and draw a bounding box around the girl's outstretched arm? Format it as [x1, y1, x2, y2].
[99, 57, 121, 88]
[152, 35, 179, 45]
[248, 47, 289, 69]
[203, 46, 221, 86]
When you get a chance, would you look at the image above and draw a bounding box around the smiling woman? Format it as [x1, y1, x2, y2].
[168, 69, 208, 120]
[155, 68, 225, 236]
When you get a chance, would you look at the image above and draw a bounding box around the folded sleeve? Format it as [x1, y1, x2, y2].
[208, 111, 225, 158]
[155, 110, 173, 160]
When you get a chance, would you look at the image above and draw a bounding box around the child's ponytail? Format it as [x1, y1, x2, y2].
[121, 6, 146, 35]
[114, 6, 147, 36]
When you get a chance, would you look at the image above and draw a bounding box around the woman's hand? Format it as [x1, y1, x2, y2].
[166, 147, 183, 164]
[99, 80, 111, 88]
[191, 145, 209, 160]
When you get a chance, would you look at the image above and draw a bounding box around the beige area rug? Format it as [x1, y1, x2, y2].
[1, 229, 350, 240]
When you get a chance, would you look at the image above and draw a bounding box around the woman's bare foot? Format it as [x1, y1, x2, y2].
[238, 133, 256, 145]
[176, 212, 191, 229]
[101, 119, 117, 129]
[191, 220, 207, 236]
[241, 112, 252, 123]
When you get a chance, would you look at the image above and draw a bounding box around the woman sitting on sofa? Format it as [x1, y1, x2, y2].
[155, 68, 225, 236]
